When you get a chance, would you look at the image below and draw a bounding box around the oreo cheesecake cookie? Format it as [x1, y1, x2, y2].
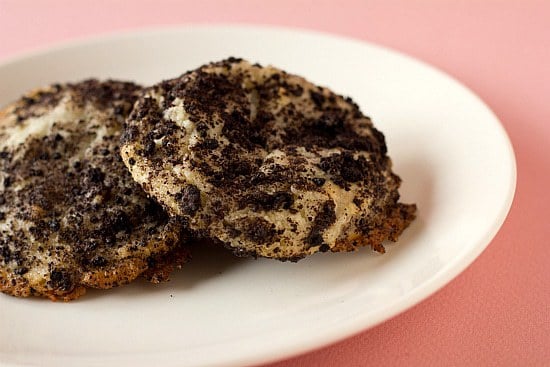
[121, 58, 416, 261]
[0, 80, 190, 301]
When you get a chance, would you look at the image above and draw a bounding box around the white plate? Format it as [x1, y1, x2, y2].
[0, 26, 516, 367]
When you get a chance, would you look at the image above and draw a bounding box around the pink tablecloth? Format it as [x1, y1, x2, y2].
[1, 1, 548, 366]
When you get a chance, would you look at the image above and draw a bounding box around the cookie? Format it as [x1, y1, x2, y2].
[0, 80, 189, 300]
[121, 58, 415, 261]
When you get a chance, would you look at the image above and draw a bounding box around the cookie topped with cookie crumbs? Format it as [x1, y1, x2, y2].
[0, 80, 190, 301]
[121, 58, 415, 261]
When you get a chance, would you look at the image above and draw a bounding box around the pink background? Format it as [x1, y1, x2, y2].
[1, 0, 548, 366]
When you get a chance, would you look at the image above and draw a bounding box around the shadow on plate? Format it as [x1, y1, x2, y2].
[83, 241, 246, 300]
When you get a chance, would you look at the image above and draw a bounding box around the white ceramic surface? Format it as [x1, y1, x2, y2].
[0, 26, 516, 367]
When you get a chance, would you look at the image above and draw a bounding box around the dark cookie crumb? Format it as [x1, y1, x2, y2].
[49, 270, 74, 292]
[241, 217, 278, 244]
[176, 185, 201, 215]
[306, 200, 336, 247]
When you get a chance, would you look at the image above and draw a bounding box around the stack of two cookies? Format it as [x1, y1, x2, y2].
[0, 58, 416, 301]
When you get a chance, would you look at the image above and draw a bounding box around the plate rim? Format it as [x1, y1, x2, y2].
[0, 24, 517, 367]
